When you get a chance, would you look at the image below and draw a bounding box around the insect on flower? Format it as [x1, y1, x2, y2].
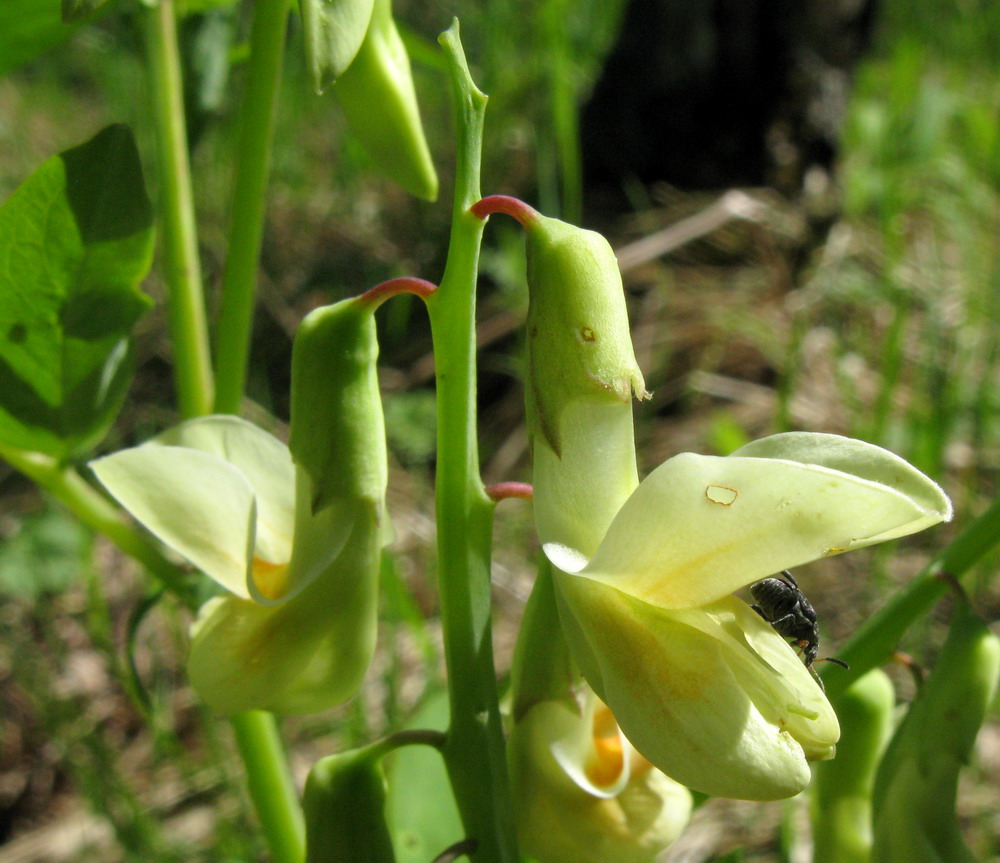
[750, 570, 849, 689]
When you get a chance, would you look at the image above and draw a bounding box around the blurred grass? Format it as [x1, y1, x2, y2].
[2, 0, 1000, 860]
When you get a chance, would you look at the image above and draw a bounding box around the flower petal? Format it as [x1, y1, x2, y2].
[91, 445, 256, 598]
[580, 444, 950, 610]
[153, 415, 295, 566]
[509, 696, 692, 863]
[555, 574, 828, 800]
[187, 521, 380, 714]
[731, 433, 953, 534]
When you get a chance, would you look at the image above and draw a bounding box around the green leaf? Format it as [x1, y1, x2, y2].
[0, 124, 154, 459]
[0, 504, 92, 598]
[0, 2, 73, 75]
[61, 0, 111, 24]
[0, 0, 116, 74]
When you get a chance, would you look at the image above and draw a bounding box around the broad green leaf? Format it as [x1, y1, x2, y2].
[0, 124, 154, 459]
[61, 0, 111, 23]
[0, 1, 78, 75]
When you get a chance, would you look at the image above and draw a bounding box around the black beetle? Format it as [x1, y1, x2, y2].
[750, 570, 848, 685]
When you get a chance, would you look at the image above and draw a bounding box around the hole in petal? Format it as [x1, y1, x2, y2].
[705, 485, 739, 505]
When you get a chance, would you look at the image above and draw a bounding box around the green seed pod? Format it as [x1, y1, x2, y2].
[871, 602, 1000, 863]
[299, 0, 375, 93]
[333, 0, 437, 200]
[304, 749, 396, 863]
[811, 668, 896, 863]
[289, 296, 388, 518]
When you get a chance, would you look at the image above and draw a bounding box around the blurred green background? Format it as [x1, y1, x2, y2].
[1, 0, 999, 860]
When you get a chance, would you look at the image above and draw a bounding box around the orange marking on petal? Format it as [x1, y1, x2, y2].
[252, 558, 289, 601]
[585, 705, 625, 788]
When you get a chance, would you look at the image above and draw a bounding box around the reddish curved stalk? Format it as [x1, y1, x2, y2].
[470, 195, 540, 228]
[485, 481, 534, 502]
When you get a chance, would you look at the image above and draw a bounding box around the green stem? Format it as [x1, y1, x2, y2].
[0, 444, 193, 603]
[213, 0, 290, 414]
[230, 711, 306, 863]
[823, 494, 1000, 700]
[423, 23, 518, 863]
[145, 0, 215, 418]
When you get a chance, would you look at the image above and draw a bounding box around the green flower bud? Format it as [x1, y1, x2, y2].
[334, 0, 438, 200]
[299, 0, 374, 93]
[872, 603, 1000, 863]
[811, 669, 896, 863]
[304, 748, 396, 863]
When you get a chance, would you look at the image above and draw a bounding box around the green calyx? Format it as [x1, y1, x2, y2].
[290, 296, 388, 519]
[304, 747, 396, 863]
[524, 214, 647, 458]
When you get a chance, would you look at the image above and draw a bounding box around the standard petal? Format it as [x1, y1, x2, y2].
[555, 574, 818, 800]
[91, 445, 256, 598]
[186, 521, 380, 714]
[581, 449, 950, 610]
[153, 415, 295, 566]
[731, 433, 953, 532]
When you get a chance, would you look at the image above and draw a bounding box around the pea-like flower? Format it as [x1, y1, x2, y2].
[521, 211, 953, 800]
[91, 415, 382, 714]
[91, 296, 388, 715]
[509, 686, 692, 863]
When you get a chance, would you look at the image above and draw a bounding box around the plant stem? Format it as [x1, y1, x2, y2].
[424, 23, 519, 863]
[213, 0, 290, 414]
[145, 0, 215, 418]
[0, 444, 193, 603]
[230, 711, 305, 863]
[823, 493, 1000, 700]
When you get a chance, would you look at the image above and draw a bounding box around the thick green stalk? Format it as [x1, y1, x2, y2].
[230, 711, 306, 863]
[0, 444, 192, 602]
[145, 0, 215, 418]
[424, 23, 519, 863]
[823, 493, 1000, 700]
[213, 0, 290, 414]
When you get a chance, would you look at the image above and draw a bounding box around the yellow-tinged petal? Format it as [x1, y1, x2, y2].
[152, 415, 295, 569]
[91, 444, 258, 599]
[554, 574, 836, 800]
[186, 519, 380, 714]
[579, 445, 951, 610]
